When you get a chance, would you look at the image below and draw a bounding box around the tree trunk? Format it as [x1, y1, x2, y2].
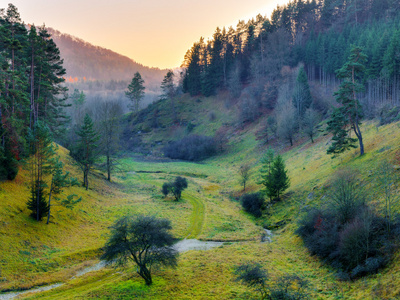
[138, 266, 152, 285]
[354, 122, 364, 156]
[30, 44, 35, 129]
[107, 154, 111, 181]
[85, 169, 89, 190]
[84, 167, 89, 190]
[47, 186, 52, 225]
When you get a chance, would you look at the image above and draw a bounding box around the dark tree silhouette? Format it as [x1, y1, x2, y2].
[101, 215, 178, 285]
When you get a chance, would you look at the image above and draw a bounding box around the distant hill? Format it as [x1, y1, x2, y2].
[48, 28, 166, 89]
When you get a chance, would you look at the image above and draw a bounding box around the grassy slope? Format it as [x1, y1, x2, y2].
[2, 93, 400, 299]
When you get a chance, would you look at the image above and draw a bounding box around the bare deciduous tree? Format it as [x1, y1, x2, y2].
[94, 99, 123, 181]
[239, 162, 251, 192]
[276, 102, 297, 146]
[303, 108, 320, 143]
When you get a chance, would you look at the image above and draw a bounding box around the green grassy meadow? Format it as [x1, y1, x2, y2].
[2, 94, 400, 299]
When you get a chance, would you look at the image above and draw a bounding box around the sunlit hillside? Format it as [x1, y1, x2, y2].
[1, 94, 399, 299]
[2, 0, 400, 299]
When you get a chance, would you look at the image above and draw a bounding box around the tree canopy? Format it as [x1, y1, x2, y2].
[125, 72, 145, 113]
[101, 215, 178, 285]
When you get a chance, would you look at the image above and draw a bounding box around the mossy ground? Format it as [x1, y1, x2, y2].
[2, 94, 400, 299]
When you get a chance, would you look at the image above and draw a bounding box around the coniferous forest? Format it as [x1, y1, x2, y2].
[182, 0, 400, 109]
[2, 0, 400, 299]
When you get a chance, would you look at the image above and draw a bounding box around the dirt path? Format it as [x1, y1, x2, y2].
[184, 193, 205, 239]
[0, 229, 273, 300]
[0, 238, 226, 300]
[0, 163, 269, 299]
[174, 239, 224, 252]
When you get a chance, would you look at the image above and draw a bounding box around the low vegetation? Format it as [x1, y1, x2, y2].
[4, 1, 400, 299]
[240, 192, 265, 218]
[101, 215, 178, 286]
[234, 263, 309, 300]
[163, 135, 218, 161]
[162, 176, 188, 201]
[297, 169, 400, 280]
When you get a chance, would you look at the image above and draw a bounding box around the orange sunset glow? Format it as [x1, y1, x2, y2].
[11, 0, 290, 69]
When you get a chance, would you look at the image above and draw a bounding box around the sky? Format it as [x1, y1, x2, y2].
[7, 0, 290, 69]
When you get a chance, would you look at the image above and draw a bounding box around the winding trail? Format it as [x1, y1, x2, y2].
[0, 166, 272, 299]
[184, 193, 205, 239]
[0, 239, 225, 300]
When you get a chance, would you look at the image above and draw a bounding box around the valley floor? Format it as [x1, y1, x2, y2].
[1, 120, 400, 299]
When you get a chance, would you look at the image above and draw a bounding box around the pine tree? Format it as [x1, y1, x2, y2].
[125, 72, 145, 113]
[327, 46, 367, 157]
[26, 121, 54, 221]
[261, 154, 290, 200]
[383, 30, 400, 79]
[0, 4, 29, 164]
[293, 66, 312, 120]
[183, 42, 202, 96]
[71, 114, 100, 190]
[46, 157, 81, 224]
[33, 26, 69, 139]
[160, 70, 177, 121]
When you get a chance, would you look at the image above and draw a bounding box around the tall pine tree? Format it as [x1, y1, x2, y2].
[125, 72, 145, 113]
[71, 114, 100, 190]
[327, 46, 367, 156]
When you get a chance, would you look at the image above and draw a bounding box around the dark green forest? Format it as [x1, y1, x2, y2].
[182, 0, 400, 112]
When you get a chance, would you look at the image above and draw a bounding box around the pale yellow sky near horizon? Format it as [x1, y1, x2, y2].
[6, 0, 290, 69]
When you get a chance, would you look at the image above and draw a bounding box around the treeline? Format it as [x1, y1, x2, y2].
[0, 4, 126, 223]
[181, 0, 400, 114]
[0, 4, 68, 179]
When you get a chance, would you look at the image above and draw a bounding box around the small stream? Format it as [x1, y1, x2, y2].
[0, 260, 106, 300]
[0, 232, 272, 299]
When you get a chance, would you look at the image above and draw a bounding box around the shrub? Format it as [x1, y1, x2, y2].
[162, 176, 188, 201]
[234, 263, 268, 300]
[297, 170, 398, 279]
[269, 274, 309, 300]
[240, 192, 264, 218]
[163, 135, 217, 161]
[297, 210, 340, 259]
[234, 264, 309, 300]
[162, 182, 171, 197]
[329, 169, 366, 224]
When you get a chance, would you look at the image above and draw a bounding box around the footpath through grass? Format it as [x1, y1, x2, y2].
[5, 119, 400, 299]
[183, 193, 205, 239]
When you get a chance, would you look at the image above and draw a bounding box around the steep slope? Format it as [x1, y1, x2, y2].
[48, 28, 166, 86]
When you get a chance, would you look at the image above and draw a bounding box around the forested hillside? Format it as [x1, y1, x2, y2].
[47, 28, 166, 107]
[47, 28, 164, 81]
[3, 0, 400, 299]
[181, 0, 400, 122]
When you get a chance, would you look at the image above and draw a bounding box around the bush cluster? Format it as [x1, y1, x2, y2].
[240, 192, 265, 218]
[162, 176, 188, 201]
[163, 135, 217, 161]
[234, 263, 309, 299]
[297, 171, 399, 279]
